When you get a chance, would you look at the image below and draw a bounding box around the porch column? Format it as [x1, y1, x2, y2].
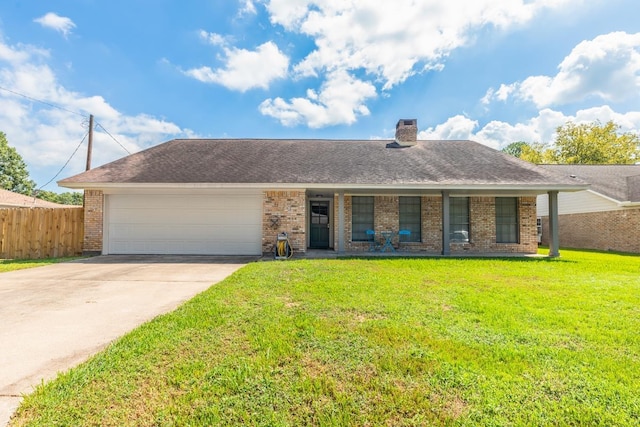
[441, 190, 450, 255]
[548, 190, 560, 257]
[337, 191, 345, 254]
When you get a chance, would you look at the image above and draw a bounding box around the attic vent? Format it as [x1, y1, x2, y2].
[388, 118, 418, 148]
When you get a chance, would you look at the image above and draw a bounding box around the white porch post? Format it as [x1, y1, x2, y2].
[442, 190, 450, 255]
[548, 190, 560, 258]
[338, 191, 345, 254]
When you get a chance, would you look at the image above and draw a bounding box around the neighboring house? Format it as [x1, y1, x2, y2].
[58, 119, 586, 257]
[0, 188, 72, 208]
[537, 164, 640, 253]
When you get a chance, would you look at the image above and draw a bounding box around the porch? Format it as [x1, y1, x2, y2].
[263, 190, 561, 257]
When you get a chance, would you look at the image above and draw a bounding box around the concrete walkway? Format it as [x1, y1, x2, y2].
[0, 255, 254, 426]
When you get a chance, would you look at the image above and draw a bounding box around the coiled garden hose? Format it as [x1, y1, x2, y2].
[275, 233, 294, 259]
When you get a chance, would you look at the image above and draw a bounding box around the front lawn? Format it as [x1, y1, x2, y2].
[11, 250, 640, 426]
[0, 257, 79, 273]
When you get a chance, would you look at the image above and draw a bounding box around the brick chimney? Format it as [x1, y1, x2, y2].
[394, 119, 417, 146]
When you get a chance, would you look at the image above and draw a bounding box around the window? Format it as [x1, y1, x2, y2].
[399, 197, 421, 242]
[352, 196, 374, 241]
[496, 197, 519, 243]
[450, 197, 470, 242]
[537, 217, 542, 244]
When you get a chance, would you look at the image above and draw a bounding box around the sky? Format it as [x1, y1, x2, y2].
[0, 0, 639, 192]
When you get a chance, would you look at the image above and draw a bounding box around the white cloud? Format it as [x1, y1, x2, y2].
[485, 31, 640, 108]
[33, 12, 76, 38]
[239, 0, 257, 15]
[0, 42, 48, 64]
[199, 30, 226, 46]
[418, 115, 479, 141]
[264, 0, 576, 88]
[253, 0, 579, 127]
[259, 69, 376, 127]
[0, 38, 190, 189]
[418, 107, 640, 150]
[184, 41, 289, 92]
[481, 83, 517, 105]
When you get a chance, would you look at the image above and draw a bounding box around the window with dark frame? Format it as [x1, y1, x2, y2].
[351, 196, 374, 242]
[450, 197, 470, 242]
[399, 196, 421, 242]
[496, 197, 519, 243]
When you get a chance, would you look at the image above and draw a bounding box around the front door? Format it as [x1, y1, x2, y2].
[310, 201, 331, 249]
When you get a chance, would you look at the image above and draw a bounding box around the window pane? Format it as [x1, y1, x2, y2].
[352, 196, 374, 241]
[496, 197, 518, 243]
[311, 202, 329, 225]
[450, 197, 469, 242]
[399, 197, 421, 242]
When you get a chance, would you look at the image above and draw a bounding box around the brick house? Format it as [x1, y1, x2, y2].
[537, 164, 640, 253]
[59, 120, 585, 257]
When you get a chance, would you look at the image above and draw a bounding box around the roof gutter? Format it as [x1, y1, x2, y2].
[59, 181, 589, 193]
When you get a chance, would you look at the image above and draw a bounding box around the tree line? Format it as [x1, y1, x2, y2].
[501, 121, 640, 164]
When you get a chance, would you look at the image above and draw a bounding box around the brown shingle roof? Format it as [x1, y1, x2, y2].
[59, 139, 585, 190]
[538, 164, 640, 202]
[0, 189, 74, 208]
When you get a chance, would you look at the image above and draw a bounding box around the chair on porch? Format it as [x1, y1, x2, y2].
[398, 229, 411, 251]
[365, 229, 378, 252]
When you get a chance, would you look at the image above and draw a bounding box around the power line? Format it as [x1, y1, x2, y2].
[0, 85, 86, 117]
[96, 122, 131, 155]
[2, 85, 136, 185]
[37, 132, 89, 190]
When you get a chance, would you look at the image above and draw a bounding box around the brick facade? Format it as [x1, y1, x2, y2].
[540, 208, 640, 253]
[338, 195, 538, 254]
[82, 190, 104, 255]
[80, 189, 538, 256]
[449, 196, 538, 254]
[262, 190, 306, 254]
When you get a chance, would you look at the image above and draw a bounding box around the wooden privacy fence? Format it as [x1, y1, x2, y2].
[0, 207, 84, 259]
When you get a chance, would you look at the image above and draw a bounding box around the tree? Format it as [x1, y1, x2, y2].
[551, 121, 639, 164]
[520, 142, 554, 164]
[501, 141, 529, 158]
[516, 121, 640, 164]
[0, 131, 36, 195]
[35, 190, 83, 206]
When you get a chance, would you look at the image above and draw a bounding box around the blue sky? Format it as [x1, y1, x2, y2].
[0, 0, 639, 191]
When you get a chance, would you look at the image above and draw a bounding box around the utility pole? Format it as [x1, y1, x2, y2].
[86, 114, 94, 171]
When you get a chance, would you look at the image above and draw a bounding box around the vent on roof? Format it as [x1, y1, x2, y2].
[387, 119, 417, 148]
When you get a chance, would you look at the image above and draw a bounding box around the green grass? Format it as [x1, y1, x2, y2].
[0, 257, 80, 272]
[11, 249, 640, 426]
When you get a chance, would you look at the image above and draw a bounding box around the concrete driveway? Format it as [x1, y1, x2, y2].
[0, 255, 254, 426]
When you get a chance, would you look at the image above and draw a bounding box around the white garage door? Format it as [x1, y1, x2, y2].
[106, 193, 262, 255]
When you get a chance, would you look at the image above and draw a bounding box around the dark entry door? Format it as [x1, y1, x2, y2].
[310, 201, 330, 249]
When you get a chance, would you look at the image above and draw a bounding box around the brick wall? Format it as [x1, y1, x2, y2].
[421, 196, 442, 252]
[83, 190, 104, 255]
[540, 208, 640, 253]
[375, 196, 399, 233]
[340, 195, 537, 254]
[262, 190, 306, 254]
[449, 196, 538, 254]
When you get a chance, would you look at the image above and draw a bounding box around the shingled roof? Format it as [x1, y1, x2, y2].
[59, 138, 586, 191]
[539, 164, 640, 203]
[0, 188, 74, 208]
